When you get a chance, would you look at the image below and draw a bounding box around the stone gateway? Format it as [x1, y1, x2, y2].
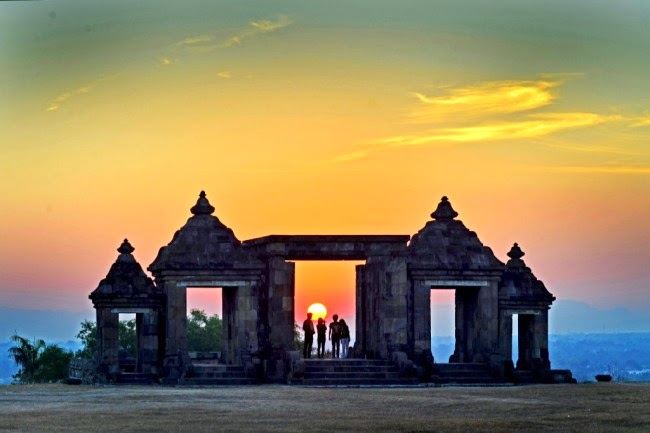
[89, 192, 574, 385]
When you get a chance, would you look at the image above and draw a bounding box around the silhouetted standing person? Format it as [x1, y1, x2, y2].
[303, 312, 315, 358]
[339, 318, 350, 358]
[316, 318, 327, 359]
[329, 314, 341, 358]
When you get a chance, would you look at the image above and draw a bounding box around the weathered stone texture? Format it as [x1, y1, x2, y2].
[89, 192, 570, 384]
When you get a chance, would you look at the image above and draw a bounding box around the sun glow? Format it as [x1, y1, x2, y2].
[307, 303, 327, 321]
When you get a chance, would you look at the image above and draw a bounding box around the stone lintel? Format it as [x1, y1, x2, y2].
[111, 308, 154, 314]
[153, 269, 263, 281]
[243, 235, 409, 260]
[500, 300, 552, 310]
[427, 280, 489, 288]
[92, 298, 162, 310]
[409, 269, 503, 279]
[176, 280, 249, 288]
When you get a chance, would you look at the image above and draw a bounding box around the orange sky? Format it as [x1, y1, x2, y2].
[2, 1, 650, 331]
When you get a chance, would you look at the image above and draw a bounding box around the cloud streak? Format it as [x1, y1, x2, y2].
[381, 112, 614, 146]
[373, 77, 632, 149]
[541, 165, 650, 174]
[45, 76, 115, 112]
[176, 15, 293, 50]
[409, 79, 558, 122]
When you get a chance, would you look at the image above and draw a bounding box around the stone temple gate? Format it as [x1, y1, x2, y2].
[89, 192, 573, 385]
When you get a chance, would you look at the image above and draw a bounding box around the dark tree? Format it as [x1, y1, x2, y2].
[76, 318, 136, 359]
[187, 309, 223, 352]
[8, 334, 45, 384]
[34, 345, 74, 383]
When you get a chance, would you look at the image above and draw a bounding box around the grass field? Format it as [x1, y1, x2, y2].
[0, 383, 649, 432]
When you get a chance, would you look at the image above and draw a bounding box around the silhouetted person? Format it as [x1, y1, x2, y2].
[329, 314, 341, 358]
[339, 318, 350, 358]
[316, 318, 327, 359]
[302, 312, 315, 358]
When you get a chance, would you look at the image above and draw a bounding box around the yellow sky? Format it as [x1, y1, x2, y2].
[1, 1, 650, 317]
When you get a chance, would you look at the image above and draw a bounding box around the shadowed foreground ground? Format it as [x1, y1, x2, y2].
[0, 383, 649, 432]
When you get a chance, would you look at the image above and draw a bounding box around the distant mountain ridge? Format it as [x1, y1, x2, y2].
[0, 307, 94, 341]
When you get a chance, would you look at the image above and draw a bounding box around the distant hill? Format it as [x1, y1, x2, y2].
[0, 307, 94, 341]
[431, 333, 650, 383]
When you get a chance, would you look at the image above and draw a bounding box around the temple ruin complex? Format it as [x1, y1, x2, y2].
[89, 192, 574, 385]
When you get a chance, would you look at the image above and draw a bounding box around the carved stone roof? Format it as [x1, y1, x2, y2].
[408, 196, 503, 271]
[148, 191, 263, 274]
[90, 239, 159, 304]
[500, 243, 555, 304]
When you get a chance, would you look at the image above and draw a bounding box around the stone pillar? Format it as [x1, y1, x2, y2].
[532, 310, 551, 370]
[267, 259, 295, 352]
[382, 256, 409, 355]
[355, 264, 367, 356]
[359, 261, 383, 358]
[412, 280, 432, 358]
[163, 279, 188, 380]
[137, 311, 159, 375]
[362, 256, 409, 360]
[474, 281, 501, 366]
[222, 286, 238, 364]
[136, 313, 144, 373]
[96, 308, 119, 380]
[236, 283, 261, 364]
[450, 289, 467, 362]
[498, 311, 513, 363]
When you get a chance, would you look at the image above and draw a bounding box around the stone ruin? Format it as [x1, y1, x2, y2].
[89, 192, 574, 385]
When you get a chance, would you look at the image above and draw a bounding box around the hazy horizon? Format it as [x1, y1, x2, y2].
[2, 1, 650, 331]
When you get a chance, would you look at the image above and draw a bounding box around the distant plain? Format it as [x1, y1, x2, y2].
[0, 383, 649, 432]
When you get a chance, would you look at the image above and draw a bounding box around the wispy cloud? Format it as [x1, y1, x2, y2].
[45, 76, 115, 112]
[541, 165, 650, 174]
[175, 15, 293, 50]
[409, 79, 559, 122]
[629, 114, 650, 128]
[373, 77, 631, 149]
[222, 16, 293, 48]
[381, 113, 615, 146]
[217, 71, 233, 79]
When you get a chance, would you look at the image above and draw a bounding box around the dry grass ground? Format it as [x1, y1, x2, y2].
[0, 383, 649, 433]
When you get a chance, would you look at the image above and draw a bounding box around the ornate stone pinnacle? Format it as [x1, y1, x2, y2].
[190, 190, 215, 215]
[507, 243, 525, 260]
[431, 196, 459, 220]
[118, 239, 135, 254]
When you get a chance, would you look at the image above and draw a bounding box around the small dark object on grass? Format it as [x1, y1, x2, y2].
[595, 374, 612, 382]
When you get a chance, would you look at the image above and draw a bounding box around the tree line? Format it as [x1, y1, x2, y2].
[7, 309, 223, 384]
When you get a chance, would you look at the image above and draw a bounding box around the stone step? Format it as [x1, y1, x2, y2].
[189, 371, 250, 379]
[304, 359, 395, 367]
[303, 371, 401, 379]
[115, 373, 154, 385]
[191, 364, 245, 373]
[184, 364, 253, 384]
[293, 377, 417, 386]
[434, 363, 493, 372]
[181, 377, 257, 386]
[304, 365, 399, 373]
[297, 358, 416, 386]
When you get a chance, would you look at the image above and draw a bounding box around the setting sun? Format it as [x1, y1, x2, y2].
[307, 303, 327, 321]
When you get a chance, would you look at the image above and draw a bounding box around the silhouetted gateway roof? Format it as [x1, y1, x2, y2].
[243, 235, 410, 260]
[148, 191, 264, 274]
[500, 243, 555, 305]
[90, 239, 161, 307]
[408, 196, 504, 272]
